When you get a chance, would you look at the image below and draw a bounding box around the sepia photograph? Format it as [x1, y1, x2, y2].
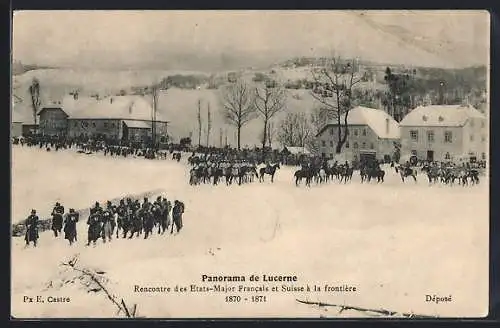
[11, 10, 490, 319]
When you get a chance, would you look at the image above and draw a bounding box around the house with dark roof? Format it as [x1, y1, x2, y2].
[316, 106, 400, 162]
[38, 95, 169, 144]
[399, 104, 487, 162]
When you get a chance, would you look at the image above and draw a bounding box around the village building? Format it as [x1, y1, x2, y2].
[12, 102, 39, 136]
[11, 111, 24, 138]
[399, 104, 487, 163]
[37, 95, 169, 145]
[316, 106, 400, 163]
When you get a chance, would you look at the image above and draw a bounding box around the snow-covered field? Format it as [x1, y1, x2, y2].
[11, 146, 489, 318]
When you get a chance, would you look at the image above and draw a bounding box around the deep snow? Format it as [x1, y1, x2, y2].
[11, 146, 489, 318]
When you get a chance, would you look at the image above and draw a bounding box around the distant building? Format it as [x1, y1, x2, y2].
[399, 105, 487, 162]
[37, 94, 169, 145]
[11, 111, 23, 138]
[37, 107, 69, 136]
[12, 103, 38, 136]
[316, 106, 400, 163]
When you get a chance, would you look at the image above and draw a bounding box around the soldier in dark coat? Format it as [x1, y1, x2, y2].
[63, 208, 79, 245]
[51, 202, 65, 237]
[171, 200, 185, 234]
[25, 209, 39, 247]
[142, 206, 155, 239]
[87, 208, 102, 246]
[159, 197, 171, 234]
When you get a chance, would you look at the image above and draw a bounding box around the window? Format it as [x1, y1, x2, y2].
[353, 129, 358, 136]
[362, 128, 367, 136]
[444, 131, 453, 143]
[362, 142, 366, 148]
[329, 140, 334, 147]
[353, 142, 358, 149]
[482, 152, 486, 160]
[410, 130, 418, 142]
[321, 140, 326, 147]
[104, 122, 108, 128]
[370, 143, 374, 149]
[345, 141, 350, 148]
[112, 123, 116, 128]
[74, 122, 77, 127]
[470, 134, 474, 142]
[346, 129, 350, 135]
[427, 130, 434, 142]
[92, 122, 96, 128]
[329, 153, 334, 159]
[445, 152, 451, 160]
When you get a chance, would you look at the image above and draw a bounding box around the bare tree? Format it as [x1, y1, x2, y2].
[254, 83, 287, 149]
[206, 102, 212, 147]
[267, 121, 276, 148]
[310, 56, 362, 153]
[307, 106, 331, 154]
[29, 77, 41, 127]
[277, 112, 312, 148]
[197, 99, 202, 147]
[220, 79, 257, 150]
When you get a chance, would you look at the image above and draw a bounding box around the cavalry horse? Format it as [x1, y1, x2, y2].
[360, 166, 385, 183]
[259, 163, 280, 183]
[395, 165, 417, 183]
[294, 167, 313, 187]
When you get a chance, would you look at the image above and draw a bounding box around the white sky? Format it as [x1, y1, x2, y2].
[12, 10, 490, 69]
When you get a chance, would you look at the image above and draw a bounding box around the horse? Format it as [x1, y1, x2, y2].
[339, 165, 354, 183]
[259, 163, 280, 183]
[395, 165, 417, 183]
[421, 165, 440, 184]
[294, 168, 313, 187]
[318, 168, 327, 184]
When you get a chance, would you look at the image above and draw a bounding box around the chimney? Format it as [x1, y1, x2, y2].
[385, 118, 390, 135]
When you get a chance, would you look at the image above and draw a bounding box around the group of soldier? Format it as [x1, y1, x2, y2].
[23, 196, 186, 248]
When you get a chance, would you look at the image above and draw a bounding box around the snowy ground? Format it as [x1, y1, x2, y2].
[11, 146, 489, 318]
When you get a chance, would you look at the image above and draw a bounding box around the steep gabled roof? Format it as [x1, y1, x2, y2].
[399, 105, 486, 127]
[318, 106, 400, 139]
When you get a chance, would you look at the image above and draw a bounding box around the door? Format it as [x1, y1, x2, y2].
[427, 150, 434, 162]
[122, 122, 129, 142]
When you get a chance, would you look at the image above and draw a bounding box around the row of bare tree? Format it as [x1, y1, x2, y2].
[219, 56, 361, 153]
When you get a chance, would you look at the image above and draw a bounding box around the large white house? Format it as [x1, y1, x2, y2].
[399, 104, 487, 163]
[316, 106, 400, 162]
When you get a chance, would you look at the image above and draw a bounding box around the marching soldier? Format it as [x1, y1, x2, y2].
[25, 209, 39, 247]
[171, 200, 185, 235]
[51, 202, 65, 237]
[63, 208, 79, 245]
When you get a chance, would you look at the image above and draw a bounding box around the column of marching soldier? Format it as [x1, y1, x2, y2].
[23, 197, 186, 248]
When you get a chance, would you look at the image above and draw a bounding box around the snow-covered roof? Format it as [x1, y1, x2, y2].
[66, 96, 168, 122]
[123, 120, 151, 129]
[12, 109, 26, 123]
[11, 103, 36, 124]
[284, 146, 311, 155]
[399, 105, 485, 127]
[318, 106, 400, 139]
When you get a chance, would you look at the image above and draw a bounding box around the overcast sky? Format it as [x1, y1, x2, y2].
[13, 10, 489, 70]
